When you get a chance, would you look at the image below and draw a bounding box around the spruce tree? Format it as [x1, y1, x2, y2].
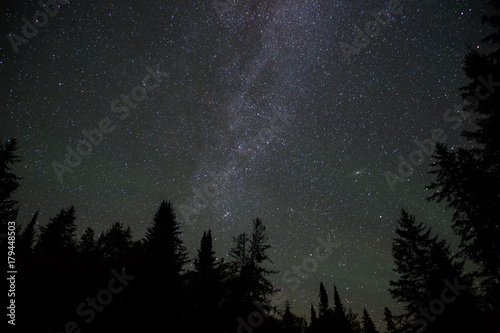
[143, 200, 188, 279]
[18, 210, 38, 257]
[0, 138, 21, 227]
[248, 217, 277, 303]
[383, 307, 397, 333]
[35, 206, 78, 260]
[332, 285, 350, 333]
[282, 300, 302, 333]
[78, 227, 96, 256]
[362, 309, 379, 333]
[194, 230, 217, 275]
[140, 200, 188, 330]
[427, 0, 500, 294]
[319, 282, 330, 317]
[97, 222, 133, 268]
[309, 303, 318, 333]
[389, 209, 478, 333]
[228, 218, 277, 308]
[347, 308, 362, 333]
[317, 282, 334, 332]
[189, 229, 227, 331]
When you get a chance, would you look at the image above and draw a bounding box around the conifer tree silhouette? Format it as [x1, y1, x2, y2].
[362, 308, 379, 333]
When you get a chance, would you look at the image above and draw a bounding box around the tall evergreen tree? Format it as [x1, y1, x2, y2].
[317, 282, 334, 332]
[309, 303, 318, 333]
[362, 309, 379, 333]
[194, 230, 217, 274]
[248, 217, 277, 303]
[332, 285, 351, 333]
[0, 138, 21, 227]
[97, 222, 133, 268]
[78, 227, 97, 256]
[17, 211, 38, 332]
[189, 229, 227, 331]
[427, 0, 500, 298]
[139, 200, 189, 330]
[347, 308, 362, 333]
[18, 210, 38, 257]
[228, 231, 251, 310]
[282, 300, 302, 333]
[32, 207, 79, 332]
[318, 282, 330, 317]
[228, 218, 277, 310]
[383, 307, 397, 333]
[389, 209, 480, 333]
[35, 206, 77, 259]
[143, 200, 188, 279]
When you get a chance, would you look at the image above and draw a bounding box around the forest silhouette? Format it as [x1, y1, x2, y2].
[2, 2, 500, 333]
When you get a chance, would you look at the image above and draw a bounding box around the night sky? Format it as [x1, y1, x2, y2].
[0, 0, 492, 326]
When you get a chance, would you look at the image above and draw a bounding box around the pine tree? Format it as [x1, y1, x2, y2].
[0, 138, 21, 227]
[140, 200, 189, 330]
[383, 307, 397, 333]
[389, 209, 479, 333]
[309, 303, 318, 333]
[189, 229, 227, 331]
[228, 231, 251, 309]
[362, 309, 379, 333]
[248, 218, 277, 303]
[18, 210, 38, 256]
[282, 300, 302, 333]
[17, 211, 38, 331]
[347, 308, 362, 333]
[77, 227, 99, 288]
[78, 227, 96, 256]
[332, 285, 350, 333]
[317, 282, 334, 332]
[229, 232, 249, 272]
[143, 200, 188, 279]
[97, 222, 133, 268]
[35, 206, 78, 259]
[427, 0, 500, 295]
[194, 230, 217, 275]
[319, 282, 330, 317]
[228, 218, 277, 309]
[32, 207, 79, 332]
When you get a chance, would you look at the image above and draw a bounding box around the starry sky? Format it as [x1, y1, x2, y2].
[0, 0, 492, 326]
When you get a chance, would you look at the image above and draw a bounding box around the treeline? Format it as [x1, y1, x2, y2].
[2, 180, 384, 333]
[8, 198, 282, 332]
[1, 137, 499, 332]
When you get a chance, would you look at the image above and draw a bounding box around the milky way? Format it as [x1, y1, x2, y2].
[0, 0, 489, 325]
